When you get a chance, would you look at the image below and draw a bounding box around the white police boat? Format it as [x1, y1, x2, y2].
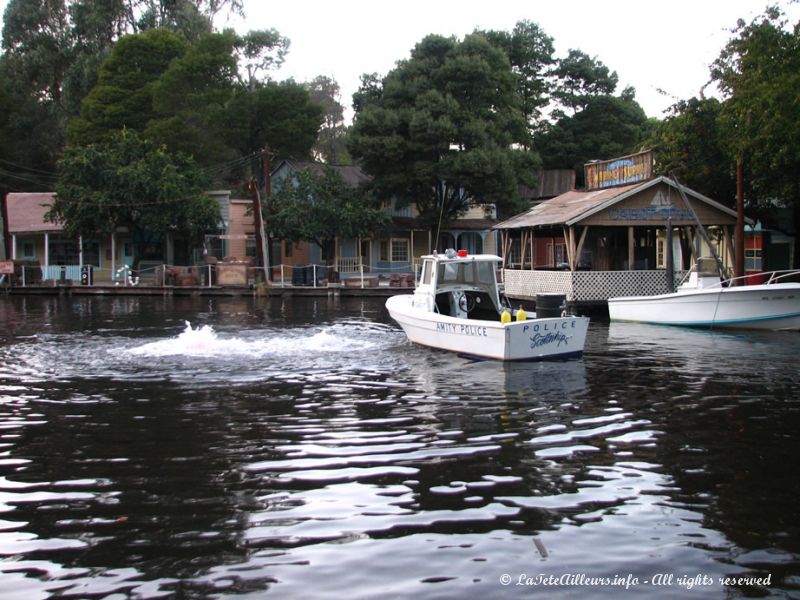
[385, 250, 590, 361]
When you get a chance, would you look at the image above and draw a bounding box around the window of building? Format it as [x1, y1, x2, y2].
[546, 243, 567, 267]
[320, 239, 335, 262]
[284, 241, 293, 258]
[745, 248, 762, 271]
[82, 240, 101, 267]
[21, 240, 36, 259]
[391, 239, 409, 263]
[49, 239, 80, 265]
[508, 239, 521, 267]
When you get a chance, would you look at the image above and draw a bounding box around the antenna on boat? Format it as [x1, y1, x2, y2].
[670, 174, 726, 278]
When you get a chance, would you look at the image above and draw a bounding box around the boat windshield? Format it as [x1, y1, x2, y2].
[437, 260, 497, 288]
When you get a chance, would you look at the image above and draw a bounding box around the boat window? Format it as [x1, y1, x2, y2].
[437, 261, 497, 286]
[476, 261, 494, 283]
[421, 260, 433, 285]
[441, 263, 460, 282]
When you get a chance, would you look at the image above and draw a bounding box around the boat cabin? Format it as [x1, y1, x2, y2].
[415, 252, 504, 320]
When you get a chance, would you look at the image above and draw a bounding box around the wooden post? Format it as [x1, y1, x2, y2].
[575, 226, 589, 268]
[628, 226, 635, 270]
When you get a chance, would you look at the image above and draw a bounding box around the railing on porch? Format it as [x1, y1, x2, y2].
[4, 261, 418, 290]
[337, 256, 363, 273]
[503, 269, 688, 302]
[41, 265, 83, 282]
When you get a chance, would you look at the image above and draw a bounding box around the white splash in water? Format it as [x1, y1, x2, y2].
[127, 321, 376, 358]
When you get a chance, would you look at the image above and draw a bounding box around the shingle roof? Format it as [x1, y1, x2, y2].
[5, 193, 62, 233]
[494, 177, 740, 229]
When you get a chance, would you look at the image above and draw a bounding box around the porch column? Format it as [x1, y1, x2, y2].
[565, 225, 577, 271]
[111, 232, 116, 279]
[723, 226, 734, 270]
[628, 226, 635, 270]
[575, 226, 589, 270]
[79, 235, 83, 266]
[410, 230, 414, 269]
[44, 233, 50, 268]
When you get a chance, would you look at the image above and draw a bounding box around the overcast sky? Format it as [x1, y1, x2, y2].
[1, 0, 795, 121]
[224, 0, 795, 121]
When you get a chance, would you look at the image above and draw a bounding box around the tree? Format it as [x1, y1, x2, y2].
[269, 166, 390, 249]
[536, 89, 648, 185]
[349, 33, 537, 240]
[234, 28, 290, 90]
[144, 30, 239, 166]
[66, 29, 190, 145]
[224, 81, 324, 165]
[48, 129, 220, 267]
[480, 20, 556, 143]
[551, 49, 619, 117]
[645, 97, 736, 205]
[711, 6, 800, 264]
[308, 75, 350, 164]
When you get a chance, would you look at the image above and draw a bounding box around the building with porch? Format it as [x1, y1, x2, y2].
[270, 161, 500, 280]
[3, 192, 216, 285]
[495, 160, 747, 305]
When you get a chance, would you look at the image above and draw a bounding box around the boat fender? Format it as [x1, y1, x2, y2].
[516, 306, 527, 321]
[500, 309, 511, 323]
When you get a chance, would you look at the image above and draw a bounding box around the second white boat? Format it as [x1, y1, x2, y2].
[608, 258, 800, 330]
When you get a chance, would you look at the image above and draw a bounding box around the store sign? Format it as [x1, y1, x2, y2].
[585, 150, 653, 190]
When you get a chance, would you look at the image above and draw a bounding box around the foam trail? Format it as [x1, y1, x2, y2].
[127, 321, 378, 359]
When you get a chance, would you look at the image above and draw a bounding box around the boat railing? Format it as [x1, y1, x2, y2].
[721, 269, 800, 288]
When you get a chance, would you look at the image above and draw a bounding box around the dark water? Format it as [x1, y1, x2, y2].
[0, 295, 799, 599]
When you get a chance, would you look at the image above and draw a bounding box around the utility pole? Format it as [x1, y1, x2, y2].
[251, 145, 271, 282]
[735, 158, 745, 283]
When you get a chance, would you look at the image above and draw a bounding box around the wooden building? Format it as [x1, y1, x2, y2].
[494, 162, 747, 305]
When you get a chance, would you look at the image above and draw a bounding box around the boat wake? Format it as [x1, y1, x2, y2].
[0, 320, 403, 386]
[128, 321, 375, 358]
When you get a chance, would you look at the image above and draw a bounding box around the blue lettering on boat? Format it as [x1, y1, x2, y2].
[530, 320, 577, 332]
[530, 331, 571, 348]
[435, 322, 487, 336]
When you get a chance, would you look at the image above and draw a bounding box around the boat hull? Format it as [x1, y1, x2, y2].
[386, 294, 589, 360]
[608, 283, 800, 330]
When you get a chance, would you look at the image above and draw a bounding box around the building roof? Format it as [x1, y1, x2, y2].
[494, 176, 742, 230]
[273, 160, 371, 189]
[519, 169, 577, 202]
[5, 193, 62, 234]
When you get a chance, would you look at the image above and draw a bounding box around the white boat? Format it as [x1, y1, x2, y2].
[385, 251, 590, 360]
[608, 258, 800, 330]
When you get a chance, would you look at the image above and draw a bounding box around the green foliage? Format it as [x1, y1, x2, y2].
[349, 32, 536, 233]
[536, 92, 648, 184]
[645, 97, 736, 206]
[269, 167, 390, 247]
[144, 31, 238, 166]
[551, 49, 619, 116]
[224, 81, 324, 163]
[235, 29, 290, 89]
[308, 76, 350, 164]
[67, 29, 190, 145]
[480, 20, 556, 139]
[712, 7, 800, 212]
[50, 130, 219, 255]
